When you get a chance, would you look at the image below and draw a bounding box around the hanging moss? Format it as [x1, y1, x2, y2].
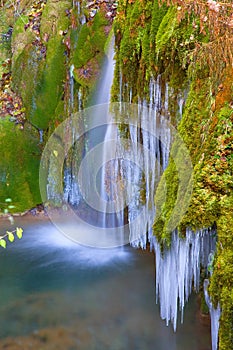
[149, 0, 168, 69]
[153, 158, 178, 245]
[155, 6, 178, 55]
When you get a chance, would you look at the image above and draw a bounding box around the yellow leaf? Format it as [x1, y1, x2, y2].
[16, 227, 23, 239]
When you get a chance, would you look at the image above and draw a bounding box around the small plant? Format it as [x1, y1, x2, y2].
[0, 198, 23, 249]
[0, 227, 23, 248]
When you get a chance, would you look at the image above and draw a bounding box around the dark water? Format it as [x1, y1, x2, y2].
[0, 217, 211, 349]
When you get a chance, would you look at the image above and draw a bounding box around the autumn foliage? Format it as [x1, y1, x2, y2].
[160, 0, 233, 78]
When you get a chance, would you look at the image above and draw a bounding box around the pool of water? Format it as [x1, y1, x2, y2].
[0, 217, 211, 349]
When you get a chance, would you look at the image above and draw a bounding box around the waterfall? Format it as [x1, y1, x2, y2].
[151, 229, 217, 332]
[41, 23, 219, 347]
[204, 279, 221, 350]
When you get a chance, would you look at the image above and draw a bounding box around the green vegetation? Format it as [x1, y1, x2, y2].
[29, 36, 67, 130]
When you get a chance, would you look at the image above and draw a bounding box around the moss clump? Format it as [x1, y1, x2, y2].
[0, 118, 41, 213]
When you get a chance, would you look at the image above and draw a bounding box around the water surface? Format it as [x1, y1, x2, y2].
[0, 217, 211, 349]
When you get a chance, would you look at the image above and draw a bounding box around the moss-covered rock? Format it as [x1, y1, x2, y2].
[29, 35, 67, 130]
[71, 11, 109, 89]
[0, 118, 41, 213]
[12, 43, 42, 121]
[40, 0, 70, 37]
[11, 0, 72, 131]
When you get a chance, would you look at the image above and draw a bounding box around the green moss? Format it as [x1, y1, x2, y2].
[11, 0, 73, 132]
[149, 0, 168, 64]
[153, 158, 178, 244]
[0, 118, 41, 213]
[156, 6, 178, 55]
[30, 36, 66, 130]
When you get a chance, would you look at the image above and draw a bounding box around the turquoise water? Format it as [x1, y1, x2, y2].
[0, 217, 211, 349]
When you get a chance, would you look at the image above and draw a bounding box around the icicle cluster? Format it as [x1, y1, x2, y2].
[128, 77, 171, 249]
[150, 229, 216, 331]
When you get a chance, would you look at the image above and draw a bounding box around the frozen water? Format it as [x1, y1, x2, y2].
[151, 229, 216, 332]
[204, 279, 221, 350]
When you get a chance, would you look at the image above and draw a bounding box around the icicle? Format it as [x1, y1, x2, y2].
[77, 1, 80, 14]
[69, 65, 74, 113]
[151, 229, 217, 332]
[164, 82, 169, 113]
[78, 88, 82, 111]
[149, 75, 162, 111]
[39, 129, 43, 143]
[178, 94, 184, 119]
[129, 88, 132, 104]
[204, 279, 221, 350]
